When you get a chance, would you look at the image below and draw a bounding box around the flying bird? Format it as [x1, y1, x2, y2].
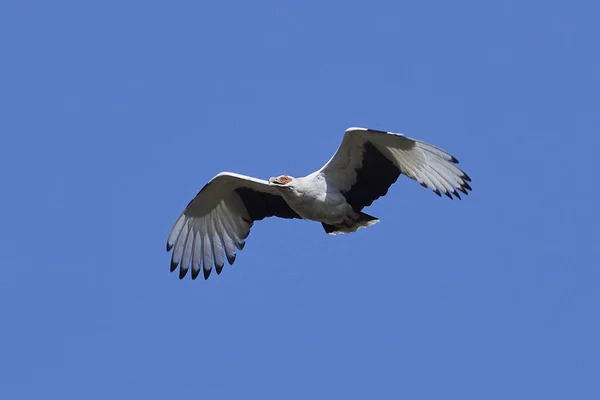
[167, 127, 472, 280]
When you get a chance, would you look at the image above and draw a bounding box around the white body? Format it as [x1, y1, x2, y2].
[279, 174, 350, 224]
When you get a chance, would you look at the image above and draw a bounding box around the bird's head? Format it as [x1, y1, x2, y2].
[268, 175, 295, 190]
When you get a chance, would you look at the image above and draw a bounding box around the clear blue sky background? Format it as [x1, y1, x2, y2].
[1, 1, 599, 398]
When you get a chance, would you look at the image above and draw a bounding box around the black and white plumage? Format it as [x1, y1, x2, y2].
[166, 127, 472, 280]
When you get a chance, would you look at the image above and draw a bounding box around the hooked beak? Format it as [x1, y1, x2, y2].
[268, 177, 279, 185]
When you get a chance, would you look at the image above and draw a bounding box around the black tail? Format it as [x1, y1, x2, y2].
[322, 212, 380, 235]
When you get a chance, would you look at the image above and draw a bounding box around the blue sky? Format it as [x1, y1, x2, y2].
[1, 0, 599, 398]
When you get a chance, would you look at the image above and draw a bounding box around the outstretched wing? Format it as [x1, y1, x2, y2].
[166, 172, 301, 280]
[315, 127, 472, 212]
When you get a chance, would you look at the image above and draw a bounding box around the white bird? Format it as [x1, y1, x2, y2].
[166, 127, 472, 280]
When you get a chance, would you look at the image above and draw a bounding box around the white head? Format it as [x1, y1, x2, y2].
[268, 175, 296, 190]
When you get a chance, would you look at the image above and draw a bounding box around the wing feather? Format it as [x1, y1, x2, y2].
[202, 232, 212, 279]
[179, 224, 194, 279]
[166, 172, 301, 280]
[216, 202, 239, 247]
[427, 166, 454, 195]
[210, 217, 225, 274]
[191, 230, 202, 280]
[167, 215, 187, 251]
[170, 219, 189, 271]
[215, 206, 237, 264]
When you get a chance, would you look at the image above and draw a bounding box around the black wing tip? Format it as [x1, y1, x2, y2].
[203, 268, 211, 280]
[433, 189, 442, 197]
[215, 264, 224, 275]
[170, 260, 178, 273]
[227, 253, 236, 265]
[166, 242, 173, 252]
[444, 190, 453, 200]
[455, 180, 472, 196]
[179, 267, 188, 280]
[191, 268, 200, 280]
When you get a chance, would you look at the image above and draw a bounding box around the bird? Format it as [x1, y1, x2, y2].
[166, 127, 472, 280]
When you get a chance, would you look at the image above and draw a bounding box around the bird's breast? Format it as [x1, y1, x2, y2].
[284, 189, 348, 223]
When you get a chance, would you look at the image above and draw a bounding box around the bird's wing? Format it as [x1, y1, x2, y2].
[166, 172, 301, 280]
[315, 127, 472, 211]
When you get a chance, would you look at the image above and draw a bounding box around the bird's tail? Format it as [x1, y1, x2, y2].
[322, 212, 380, 235]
